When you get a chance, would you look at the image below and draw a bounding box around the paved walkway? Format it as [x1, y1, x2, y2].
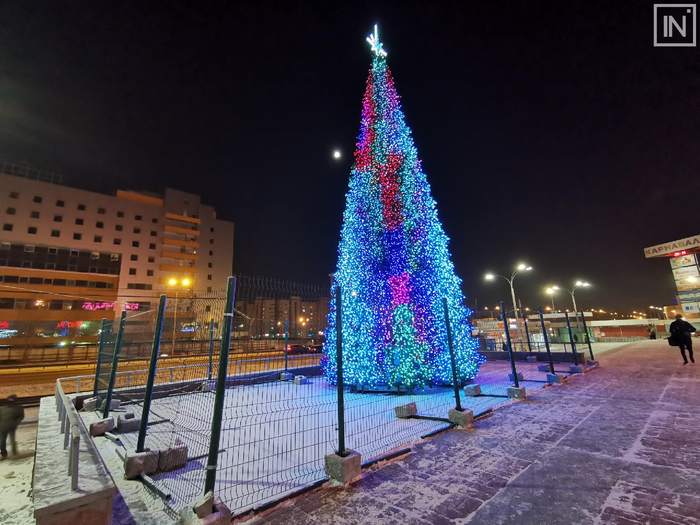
[250, 340, 700, 524]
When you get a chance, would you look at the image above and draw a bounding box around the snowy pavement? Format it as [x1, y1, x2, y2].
[0, 408, 38, 525]
[251, 339, 700, 524]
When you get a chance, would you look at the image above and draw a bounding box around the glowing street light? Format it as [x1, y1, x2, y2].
[483, 262, 533, 319]
[167, 277, 193, 354]
[332, 149, 342, 160]
[568, 280, 591, 313]
[545, 285, 560, 311]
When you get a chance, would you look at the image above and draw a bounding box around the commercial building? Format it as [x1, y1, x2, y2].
[644, 234, 700, 318]
[0, 163, 234, 345]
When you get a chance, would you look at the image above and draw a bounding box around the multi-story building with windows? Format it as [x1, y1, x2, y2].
[0, 163, 234, 345]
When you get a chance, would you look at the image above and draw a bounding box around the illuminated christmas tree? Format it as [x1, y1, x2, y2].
[323, 26, 483, 390]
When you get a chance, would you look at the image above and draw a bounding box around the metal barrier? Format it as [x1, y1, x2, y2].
[54, 379, 84, 490]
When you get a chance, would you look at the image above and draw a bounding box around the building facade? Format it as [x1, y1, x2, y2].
[0, 165, 234, 345]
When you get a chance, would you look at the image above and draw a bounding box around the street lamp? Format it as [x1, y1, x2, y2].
[167, 277, 192, 354]
[545, 285, 560, 311]
[484, 262, 533, 319]
[568, 280, 591, 312]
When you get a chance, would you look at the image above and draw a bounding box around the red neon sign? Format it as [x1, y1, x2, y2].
[672, 250, 688, 257]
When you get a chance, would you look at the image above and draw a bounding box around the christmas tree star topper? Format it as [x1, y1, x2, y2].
[366, 24, 387, 57]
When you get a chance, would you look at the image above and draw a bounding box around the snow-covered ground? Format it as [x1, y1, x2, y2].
[112, 360, 556, 517]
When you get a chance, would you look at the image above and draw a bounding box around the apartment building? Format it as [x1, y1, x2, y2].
[0, 164, 234, 344]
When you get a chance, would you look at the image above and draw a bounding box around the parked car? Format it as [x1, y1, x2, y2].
[286, 344, 308, 355]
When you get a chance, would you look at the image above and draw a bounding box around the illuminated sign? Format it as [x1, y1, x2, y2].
[81, 301, 140, 311]
[0, 321, 9, 329]
[56, 321, 84, 329]
[670, 254, 697, 269]
[644, 234, 700, 258]
[82, 301, 115, 311]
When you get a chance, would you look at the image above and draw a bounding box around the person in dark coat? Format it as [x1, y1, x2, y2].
[0, 394, 25, 458]
[669, 314, 696, 365]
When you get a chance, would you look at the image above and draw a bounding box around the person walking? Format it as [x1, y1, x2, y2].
[0, 394, 25, 459]
[669, 314, 696, 365]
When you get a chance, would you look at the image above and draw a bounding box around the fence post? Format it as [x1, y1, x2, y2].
[92, 318, 109, 398]
[442, 297, 463, 411]
[284, 319, 289, 372]
[538, 311, 555, 374]
[564, 311, 579, 366]
[103, 311, 127, 419]
[136, 295, 166, 453]
[522, 312, 533, 352]
[579, 311, 595, 362]
[501, 301, 520, 388]
[204, 276, 237, 495]
[335, 285, 347, 457]
[207, 318, 215, 381]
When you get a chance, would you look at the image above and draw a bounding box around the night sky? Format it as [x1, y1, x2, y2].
[1, 1, 698, 312]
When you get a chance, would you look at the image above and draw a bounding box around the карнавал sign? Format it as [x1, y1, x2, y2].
[644, 234, 700, 258]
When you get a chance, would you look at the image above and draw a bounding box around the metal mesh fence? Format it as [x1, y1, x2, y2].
[80, 277, 588, 519]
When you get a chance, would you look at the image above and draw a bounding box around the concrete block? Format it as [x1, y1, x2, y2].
[508, 372, 524, 382]
[193, 491, 214, 518]
[81, 396, 98, 411]
[158, 441, 188, 472]
[89, 417, 115, 437]
[394, 402, 417, 419]
[569, 365, 584, 374]
[279, 372, 294, 381]
[507, 386, 527, 400]
[546, 373, 564, 384]
[123, 450, 159, 479]
[463, 384, 482, 396]
[200, 381, 211, 392]
[117, 414, 142, 433]
[98, 398, 121, 411]
[180, 495, 231, 525]
[537, 364, 551, 372]
[526, 355, 538, 363]
[293, 375, 310, 385]
[448, 408, 474, 428]
[324, 450, 361, 484]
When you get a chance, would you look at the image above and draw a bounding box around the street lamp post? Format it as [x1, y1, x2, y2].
[545, 285, 560, 311]
[167, 277, 192, 355]
[484, 262, 533, 320]
[568, 280, 591, 313]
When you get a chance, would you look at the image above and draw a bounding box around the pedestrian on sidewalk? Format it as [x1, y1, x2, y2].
[0, 394, 25, 458]
[669, 314, 696, 365]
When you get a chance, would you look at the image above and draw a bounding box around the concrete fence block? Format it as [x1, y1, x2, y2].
[507, 386, 527, 400]
[279, 372, 294, 381]
[81, 397, 98, 412]
[123, 450, 159, 479]
[547, 373, 564, 384]
[293, 375, 310, 385]
[463, 384, 481, 396]
[158, 442, 188, 472]
[89, 417, 115, 437]
[324, 450, 361, 484]
[569, 364, 584, 374]
[394, 402, 417, 419]
[116, 414, 142, 433]
[448, 408, 474, 428]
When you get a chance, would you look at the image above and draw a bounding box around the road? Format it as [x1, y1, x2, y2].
[0, 352, 322, 398]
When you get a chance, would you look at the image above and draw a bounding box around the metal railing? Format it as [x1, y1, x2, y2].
[54, 379, 83, 490]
